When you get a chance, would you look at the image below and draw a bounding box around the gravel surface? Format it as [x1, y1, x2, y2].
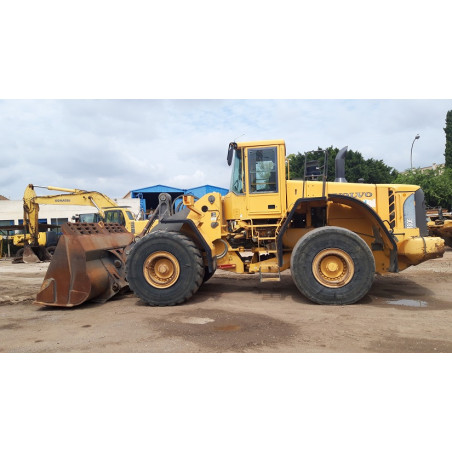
[1, 249, 452, 352]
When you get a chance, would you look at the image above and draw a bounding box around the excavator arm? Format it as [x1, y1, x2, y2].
[20, 184, 122, 262]
[22, 184, 120, 244]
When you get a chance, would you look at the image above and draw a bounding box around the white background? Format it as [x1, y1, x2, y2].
[1, 1, 451, 451]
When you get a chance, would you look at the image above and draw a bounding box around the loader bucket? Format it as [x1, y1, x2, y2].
[35, 222, 134, 307]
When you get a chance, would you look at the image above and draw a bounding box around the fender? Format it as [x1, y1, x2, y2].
[277, 195, 398, 272]
[144, 195, 215, 272]
[155, 213, 215, 273]
[276, 196, 326, 266]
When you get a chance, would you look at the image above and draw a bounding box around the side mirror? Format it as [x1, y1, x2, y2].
[227, 142, 237, 166]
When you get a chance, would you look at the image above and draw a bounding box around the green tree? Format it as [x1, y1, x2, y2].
[287, 146, 398, 184]
[395, 167, 452, 210]
[444, 110, 452, 169]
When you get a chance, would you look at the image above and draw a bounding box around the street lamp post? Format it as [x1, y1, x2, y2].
[410, 134, 420, 170]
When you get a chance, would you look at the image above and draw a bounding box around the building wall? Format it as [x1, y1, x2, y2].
[0, 198, 142, 226]
[419, 163, 445, 172]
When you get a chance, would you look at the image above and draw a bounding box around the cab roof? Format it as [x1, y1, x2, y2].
[236, 139, 286, 148]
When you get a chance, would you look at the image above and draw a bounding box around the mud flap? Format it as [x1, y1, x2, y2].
[35, 222, 134, 307]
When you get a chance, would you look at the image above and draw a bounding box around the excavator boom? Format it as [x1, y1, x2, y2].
[18, 184, 137, 263]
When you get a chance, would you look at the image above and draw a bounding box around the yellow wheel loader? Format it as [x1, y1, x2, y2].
[16, 184, 147, 263]
[36, 140, 445, 307]
[427, 208, 452, 248]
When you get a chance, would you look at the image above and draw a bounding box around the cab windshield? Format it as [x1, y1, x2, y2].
[229, 148, 244, 194]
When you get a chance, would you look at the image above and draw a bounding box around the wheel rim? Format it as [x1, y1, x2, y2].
[143, 251, 180, 288]
[312, 248, 354, 288]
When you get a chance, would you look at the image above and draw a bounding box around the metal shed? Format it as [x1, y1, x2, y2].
[130, 185, 185, 213]
[184, 185, 229, 198]
[130, 184, 229, 213]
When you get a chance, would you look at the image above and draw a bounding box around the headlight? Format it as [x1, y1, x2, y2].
[403, 193, 416, 228]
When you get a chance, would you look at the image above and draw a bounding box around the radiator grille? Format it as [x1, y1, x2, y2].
[388, 189, 396, 230]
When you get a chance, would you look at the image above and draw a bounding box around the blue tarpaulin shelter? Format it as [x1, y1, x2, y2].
[130, 184, 229, 212]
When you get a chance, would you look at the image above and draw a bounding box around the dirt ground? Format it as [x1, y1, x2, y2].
[1, 249, 452, 353]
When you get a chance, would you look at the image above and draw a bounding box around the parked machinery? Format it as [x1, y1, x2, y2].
[36, 140, 445, 307]
[17, 184, 147, 262]
[427, 207, 452, 248]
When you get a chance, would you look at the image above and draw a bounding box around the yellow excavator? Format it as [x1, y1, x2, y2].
[36, 140, 445, 307]
[16, 184, 147, 262]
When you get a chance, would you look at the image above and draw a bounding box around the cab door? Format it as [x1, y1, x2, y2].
[246, 146, 283, 216]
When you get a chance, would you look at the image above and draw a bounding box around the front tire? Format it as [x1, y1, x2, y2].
[290, 226, 375, 305]
[126, 231, 204, 306]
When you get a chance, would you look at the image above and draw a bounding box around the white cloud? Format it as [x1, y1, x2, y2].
[0, 99, 451, 200]
[170, 170, 206, 188]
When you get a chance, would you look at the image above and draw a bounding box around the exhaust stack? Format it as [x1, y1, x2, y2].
[335, 146, 348, 182]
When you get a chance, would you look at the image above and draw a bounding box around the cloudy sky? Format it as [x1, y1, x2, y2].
[0, 99, 450, 200]
[2, 3, 451, 201]
[2, 2, 452, 447]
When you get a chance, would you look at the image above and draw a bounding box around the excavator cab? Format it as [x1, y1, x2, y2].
[76, 213, 102, 223]
[104, 209, 127, 226]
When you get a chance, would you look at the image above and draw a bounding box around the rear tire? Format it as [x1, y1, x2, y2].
[290, 226, 375, 305]
[126, 231, 204, 306]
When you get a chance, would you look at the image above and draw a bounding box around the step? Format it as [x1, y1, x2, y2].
[260, 277, 281, 282]
[259, 268, 281, 283]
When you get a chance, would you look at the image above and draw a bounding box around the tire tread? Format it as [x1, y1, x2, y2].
[126, 231, 204, 306]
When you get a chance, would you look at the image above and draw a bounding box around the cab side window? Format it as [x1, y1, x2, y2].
[248, 147, 278, 193]
[230, 148, 244, 194]
[105, 210, 125, 226]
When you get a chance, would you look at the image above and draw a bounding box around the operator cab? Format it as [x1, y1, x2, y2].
[225, 140, 287, 219]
